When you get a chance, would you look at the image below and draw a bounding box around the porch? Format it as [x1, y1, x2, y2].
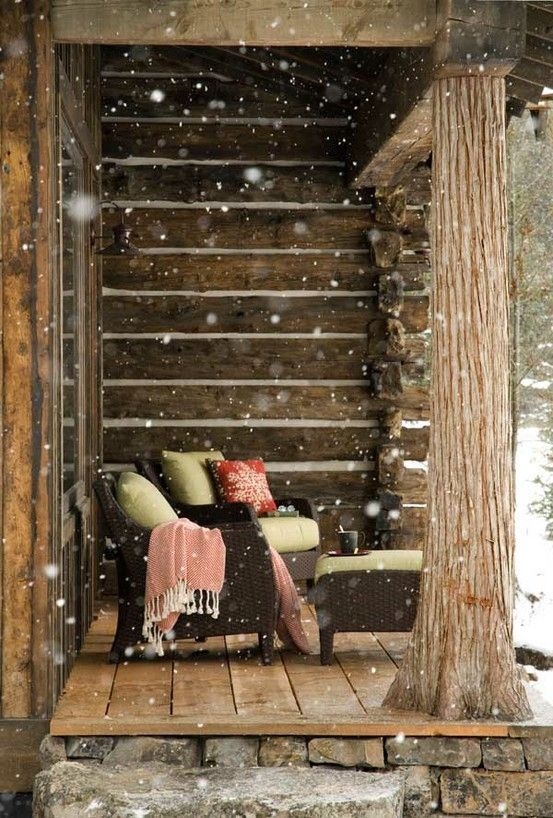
[50, 600, 553, 739]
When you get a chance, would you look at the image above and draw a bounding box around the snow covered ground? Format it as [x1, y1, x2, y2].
[515, 426, 553, 707]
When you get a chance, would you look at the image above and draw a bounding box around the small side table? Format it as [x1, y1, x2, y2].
[312, 550, 422, 665]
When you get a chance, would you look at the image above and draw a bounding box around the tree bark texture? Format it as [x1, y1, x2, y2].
[384, 76, 532, 720]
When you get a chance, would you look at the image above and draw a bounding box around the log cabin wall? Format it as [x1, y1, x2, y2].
[100, 46, 429, 549]
[0, 3, 100, 734]
[54, 43, 102, 713]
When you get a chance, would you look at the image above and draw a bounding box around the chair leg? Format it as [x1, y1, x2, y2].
[319, 627, 334, 665]
[258, 632, 274, 665]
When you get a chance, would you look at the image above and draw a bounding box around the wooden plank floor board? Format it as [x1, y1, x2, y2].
[172, 636, 236, 718]
[107, 661, 173, 718]
[374, 632, 411, 665]
[49, 600, 551, 738]
[333, 632, 399, 711]
[226, 634, 300, 718]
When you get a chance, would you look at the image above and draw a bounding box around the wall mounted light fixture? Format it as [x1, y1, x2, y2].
[96, 201, 142, 256]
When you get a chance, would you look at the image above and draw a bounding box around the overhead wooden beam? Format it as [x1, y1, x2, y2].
[349, 49, 434, 189]
[349, 1, 527, 189]
[52, 0, 435, 46]
[434, 0, 526, 76]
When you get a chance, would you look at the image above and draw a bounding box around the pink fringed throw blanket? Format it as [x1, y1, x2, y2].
[143, 519, 226, 656]
[143, 519, 310, 657]
[270, 548, 310, 655]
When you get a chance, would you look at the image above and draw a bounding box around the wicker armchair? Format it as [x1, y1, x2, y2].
[94, 474, 277, 664]
[135, 458, 321, 586]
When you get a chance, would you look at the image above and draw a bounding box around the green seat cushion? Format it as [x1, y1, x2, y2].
[315, 549, 423, 583]
[259, 516, 319, 554]
[116, 471, 178, 529]
[161, 450, 224, 505]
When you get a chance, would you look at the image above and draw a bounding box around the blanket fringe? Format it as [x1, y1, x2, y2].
[142, 580, 220, 656]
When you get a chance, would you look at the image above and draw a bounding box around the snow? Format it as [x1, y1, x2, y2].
[515, 426, 553, 705]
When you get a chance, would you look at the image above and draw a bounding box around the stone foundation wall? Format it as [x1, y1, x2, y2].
[40, 733, 553, 817]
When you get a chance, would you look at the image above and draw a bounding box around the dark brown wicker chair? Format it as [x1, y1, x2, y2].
[312, 569, 420, 665]
[94, 474, 277, 664]
[135, 458, 321, 586]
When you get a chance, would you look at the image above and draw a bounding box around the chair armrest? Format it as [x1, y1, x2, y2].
[275, 497, 319, 522]
[173, 501, 258, 525]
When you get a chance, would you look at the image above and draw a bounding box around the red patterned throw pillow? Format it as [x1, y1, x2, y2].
[208, 459, 277, 514]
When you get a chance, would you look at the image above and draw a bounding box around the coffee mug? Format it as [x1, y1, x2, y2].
[338, 530, 366, 554]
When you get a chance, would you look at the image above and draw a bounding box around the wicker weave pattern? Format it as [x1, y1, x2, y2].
[136, 458, 321, 584]
[94, 475, 277, 664]
[313, 569, 420, 665]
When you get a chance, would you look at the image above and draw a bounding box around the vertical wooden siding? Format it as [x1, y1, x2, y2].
[0, 0, 55, 718]
[54, 44, 103, 713]
[100, 47, 429, 546]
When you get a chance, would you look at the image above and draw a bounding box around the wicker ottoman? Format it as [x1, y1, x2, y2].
[312, 550, 422, 665]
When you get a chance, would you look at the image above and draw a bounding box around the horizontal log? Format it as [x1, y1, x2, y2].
[103, 207, 372, 250]
[102, 255, 427, 292]
[101, 76, 344, 119]
[505, 75, 544, 104]
[103, 425, 428, 463]
[402, 166, 432, 206]
[524, 34, 553, 68]
[527, 5, 553, 43]
[52, 1, 436, 47]
[102, 294, 429, 334]
[104, 426, 376, 462]
[103, 384, 430, 421]
[317, 506, 377, 551]
[269, 471, 377, 506]
[103, 337, 427, 380]
[398, 468, 427, 504]
[381, 529, 425, 550]
[102, 162, 370, 204]
[103, 121, 347, 161]
[508, 56, 551, 89]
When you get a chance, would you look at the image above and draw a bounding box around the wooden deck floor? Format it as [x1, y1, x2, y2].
[50, 601, 553, 738]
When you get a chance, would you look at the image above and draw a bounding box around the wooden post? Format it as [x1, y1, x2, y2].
[0, 0, 54, 717]
[384, 72, 531, 720]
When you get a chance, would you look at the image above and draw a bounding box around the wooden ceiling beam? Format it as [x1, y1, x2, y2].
[525, 33, 553, 67]
[188, 47, 331, 105]
[527, 5, 553, 42]
[348, 49, 434, 189]
[268, 47, 388, 91]
[209, 46, 327, 92]
[349, 1, 528, 189]
[52, 0, 435, 46]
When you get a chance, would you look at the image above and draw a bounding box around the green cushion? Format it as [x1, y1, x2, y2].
[259, 516, 319, 554]
[161, 450, 224, 505]
[116, 471, 178, 529]
[315, 549, 423, 583]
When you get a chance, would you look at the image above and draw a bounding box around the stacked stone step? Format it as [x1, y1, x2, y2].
[37, 733, 553, 817]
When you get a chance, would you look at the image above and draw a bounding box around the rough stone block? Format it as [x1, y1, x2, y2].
[38, 736, 67, 770]
[522, 737, 553, 770]
[399, 765, 439, 817]
[33, 762, 405, 817]
[308, 738, 385, 768]
[482, 738, 525, 771]
[103, 737, 201, 767]
[65, 736, 114, 760]
[386, 737, 481, 767]
[441, 769, 553, 817]
[258, 736, 308, 767]
[203, 737, 259, 768]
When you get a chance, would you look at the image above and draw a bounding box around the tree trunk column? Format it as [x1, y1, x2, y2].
[385, 75, 531, 720]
